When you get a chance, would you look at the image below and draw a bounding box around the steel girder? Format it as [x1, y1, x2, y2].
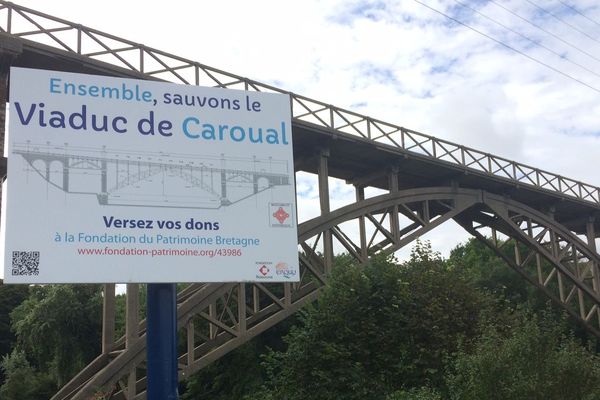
[52, 187, 481, 400]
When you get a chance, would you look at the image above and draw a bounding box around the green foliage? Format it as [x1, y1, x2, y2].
[0, 350, 54, 400]
[113, 284, 148, 338]
[449, 238, 533, 302]
[449, 238, 596, 341]
[8, 284, 102, 389]
[0, 283, 28, 357]
[248, 244, 490, 399]
[447, 313, 600, 400]
[386, 387, 442, 400]
[182, 339, 265, 400]
[0, 282, 28, 385]
[399, 241, 490, 389]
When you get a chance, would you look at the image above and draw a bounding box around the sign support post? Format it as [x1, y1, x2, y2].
[146, 283, 178, 400]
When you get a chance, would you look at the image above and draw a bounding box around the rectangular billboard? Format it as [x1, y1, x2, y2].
[3, 67, 298, 283]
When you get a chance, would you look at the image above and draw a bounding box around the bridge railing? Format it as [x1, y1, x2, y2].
[1, 1, 598, 206]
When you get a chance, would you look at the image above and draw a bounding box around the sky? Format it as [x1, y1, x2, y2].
[9, 0, 600, 258]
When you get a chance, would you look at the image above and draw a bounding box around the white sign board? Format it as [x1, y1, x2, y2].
[3, 67, 298, 283]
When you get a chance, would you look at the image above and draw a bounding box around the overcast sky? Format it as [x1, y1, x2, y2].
[11, 0, 600, 257]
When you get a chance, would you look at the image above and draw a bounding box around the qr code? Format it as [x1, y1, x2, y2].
[12, 251, 40, 276]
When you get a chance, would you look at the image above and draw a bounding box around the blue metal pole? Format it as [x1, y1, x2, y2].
[146, 283, 178, 399]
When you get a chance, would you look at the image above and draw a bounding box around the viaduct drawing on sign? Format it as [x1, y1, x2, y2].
[12, 142, 291, 208]
[0, 2, 599, 399]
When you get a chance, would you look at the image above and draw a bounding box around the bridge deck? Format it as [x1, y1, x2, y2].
[293, 121, 598, 234]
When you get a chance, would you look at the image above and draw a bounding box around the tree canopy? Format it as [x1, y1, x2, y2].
[448, 313, 600, 400]
[243, 243, 493, 399]
[1, 284, 103, 398]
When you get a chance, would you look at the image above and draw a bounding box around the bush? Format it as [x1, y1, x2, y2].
[448, 313, 600, 400]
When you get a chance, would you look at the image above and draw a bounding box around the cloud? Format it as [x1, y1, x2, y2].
[328, 0, 389, 25]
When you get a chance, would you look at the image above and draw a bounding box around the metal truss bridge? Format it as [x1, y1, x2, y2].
[0, 2, 599, 399]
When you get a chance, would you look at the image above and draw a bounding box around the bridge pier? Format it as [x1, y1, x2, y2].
[102, 284, 115, 354]
[355, 185, 368, 261]
[388, 167, 400, 244]
[318, 148, 333, 274]
[586, 219, 600, 327]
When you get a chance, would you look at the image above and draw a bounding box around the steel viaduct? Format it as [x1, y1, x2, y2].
[0, 2, 599, 399]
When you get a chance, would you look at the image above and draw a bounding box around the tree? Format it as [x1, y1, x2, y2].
[247, 244, 491, 399]
[6, 284, 102, 392]
[448, 238, 535, 303]
[447, 312, 600, 400]
[0, 350, 54, 400]
[449, 238, 597, 341]
[0, 281, 28, 385]
[182, 341, 263, 399]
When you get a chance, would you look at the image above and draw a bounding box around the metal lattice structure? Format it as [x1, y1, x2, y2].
[0, 2, 599, 399]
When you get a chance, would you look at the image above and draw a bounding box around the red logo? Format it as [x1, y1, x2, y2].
[273, 207, 290, 224]
[259, 265, 270, 276]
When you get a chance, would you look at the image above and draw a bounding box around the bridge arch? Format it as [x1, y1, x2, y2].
[52, 187, 600, 399]
[299, 187, 600, 337]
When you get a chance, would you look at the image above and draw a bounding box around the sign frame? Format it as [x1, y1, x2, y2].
[2, 67, 299, 284]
